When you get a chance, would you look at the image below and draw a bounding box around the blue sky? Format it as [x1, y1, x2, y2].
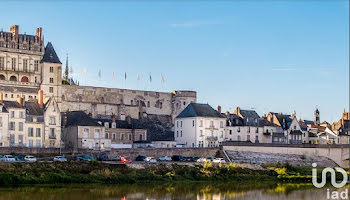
[1, 1, 349, 122]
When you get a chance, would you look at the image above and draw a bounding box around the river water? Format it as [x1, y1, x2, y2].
[0, 182, 346, 200]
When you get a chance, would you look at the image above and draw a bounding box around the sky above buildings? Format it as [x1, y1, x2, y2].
[1, 0, 349, 122]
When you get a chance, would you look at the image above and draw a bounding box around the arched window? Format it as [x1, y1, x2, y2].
[0, 74, 5, 80]
[9, 76, 17, 82]
[139, 134, 143, 141]
[21, 76, 29, 82]
[62, 95, 65, 101]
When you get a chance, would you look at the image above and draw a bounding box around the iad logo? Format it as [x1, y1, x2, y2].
[312, 163, 349, 200]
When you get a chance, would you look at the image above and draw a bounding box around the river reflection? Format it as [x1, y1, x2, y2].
[0, 182, 345, 200]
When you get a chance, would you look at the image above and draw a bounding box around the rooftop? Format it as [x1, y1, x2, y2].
[176, 103, 225, 119]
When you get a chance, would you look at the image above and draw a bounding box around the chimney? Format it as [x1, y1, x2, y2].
[10, 25, 19, 37]
[36, 27, 42, 40]
[0, 92, 3, 103]
[111, 113, 116, 122]
[16, 96, 24, 106]
[88, 112, 92, 117]
[217, 105, 221, 114]
[38, 90, 44, 107]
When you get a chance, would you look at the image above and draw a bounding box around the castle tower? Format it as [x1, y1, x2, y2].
[40, 42, 62, 106]
[314, 107, 320, 125]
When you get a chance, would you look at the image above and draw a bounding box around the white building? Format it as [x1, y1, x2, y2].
[174, 103, 226, 148]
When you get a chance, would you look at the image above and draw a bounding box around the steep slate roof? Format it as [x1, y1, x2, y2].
[94, 118, 145, 129]
[62, 111, 102, 127]
[290, 130, 303, 135]
[274, 114, 293, 130]
[176, 103, 225, 118]
[25, 101, 44, 115]
[41, 42, 61, 64]
[258, 118, 279, 127]
[3, 101, 24, 109]
[240, 110, 260, 119]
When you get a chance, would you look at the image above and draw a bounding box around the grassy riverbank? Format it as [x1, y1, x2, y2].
[0, 161, 325, 187]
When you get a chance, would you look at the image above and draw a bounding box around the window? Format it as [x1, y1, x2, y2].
[112, 133, 116, 140]
[180, 131, 183, 137]
[19, 111, 24, 118]
[210, 121, 214, 128]
[248, 127, 250, 133]
[49, 117, 56, 125]
[23, 59, 28, 72]
[176, 131, 179, 137]
[35, 77, 37, 83]
[237, 135, 241, 141]
[0, 57, 4, 69]
[120, 133, 124, 140]
[220, 131, 223, 138]
[49, 128, 55, 138]
[28, 140, 33, 147]
[34, 60, 39, 72]
[220, 121, 223, 128]
[28, 127, 33, 137]
[105, 133, 109, 139]
[130, 100, 133, 105]
[237, 127, 240, 132]
[49, 87, 53, 93]
[200, 130, 203, 137]
[50, 66, 54, 73]
[111, 122, 116, 128]
[200, 120, 203, 127]
[256, 128, 259, 133]
[247, 135, 250, 141]
[255, 136, 259, 142]
[50, 77, 54, 83]
[177, 121, 179, 127]
[229, 130, 232, 135]
[147, 101, 150, 107]
[36, 128, 41, 137]
[83, 128, 89, 138]
[9, 122, 15, 130]
[159, 102, 163, 109]
[36, 140, 41, 147]
[11, 58, 16, 70]
[128, 134, 132, 140]
[294, 126, 296, 130]
[94, 129, 100, 139]
[10, 111, 14, 118]
[192, 120, 195, 127]
[0, 117, 2, 127]
[104, 122, 109, 128]
[19, 122, 23, 131]
[180, 121, 183, 127]
[139, 134, 143, 141]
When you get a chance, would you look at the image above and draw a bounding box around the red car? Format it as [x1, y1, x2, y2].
[116, 156, 131, 163]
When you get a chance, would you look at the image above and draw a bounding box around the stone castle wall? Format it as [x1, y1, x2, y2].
[61, 85, 196, 123]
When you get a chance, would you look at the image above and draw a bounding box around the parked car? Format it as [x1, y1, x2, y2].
[145, 157, 154, 162]
[159, 156, 172, 161]
[172, 155, 185, 162]
[196, 157, 208, 163]
[213, 158, 226, 163]
[115, 156, 131, 163]
[112, 155, 122, 161]
[206, 157, 216, 162]
[98, 154, 109, 161]
[148, 158, 157, 163]
[135, 155, 146, 161]
[192, 157, 201, 162]
[24, 155, 37, 162]
[183, 157, 194, 162]
[3, 155, 16, 162]
[53, 156, 67, 162]
[15, 155, 26, 161]
[76, 155, 94, 161]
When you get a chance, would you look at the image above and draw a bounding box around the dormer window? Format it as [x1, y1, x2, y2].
[112, 122, 116, 128]
[104, 122, 109, 128]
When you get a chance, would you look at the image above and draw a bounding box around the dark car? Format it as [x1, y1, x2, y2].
[15, 155, 26, 161]
[135, 155, 146, 161]
[76, 155, 95, 161]
[98, 154, 109, 161]
[172, 155, 185, 162]
[183, 157, 193, 162]
[192, 157, 201, 162]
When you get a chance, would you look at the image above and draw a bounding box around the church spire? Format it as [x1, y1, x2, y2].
[64, 53, 69, 79]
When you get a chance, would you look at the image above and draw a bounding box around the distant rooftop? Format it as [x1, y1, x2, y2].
[176, 103, 225, 119]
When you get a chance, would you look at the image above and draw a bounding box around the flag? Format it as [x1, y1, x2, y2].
[137, 73, 140, 81]
[161, 73, 164, 83]
[82, 68, 87, 75]
[124, 72, 127, 80]
[98, 69, 101, 78]
[149, 73, 152, 83]
[112, 71, 115, 78]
